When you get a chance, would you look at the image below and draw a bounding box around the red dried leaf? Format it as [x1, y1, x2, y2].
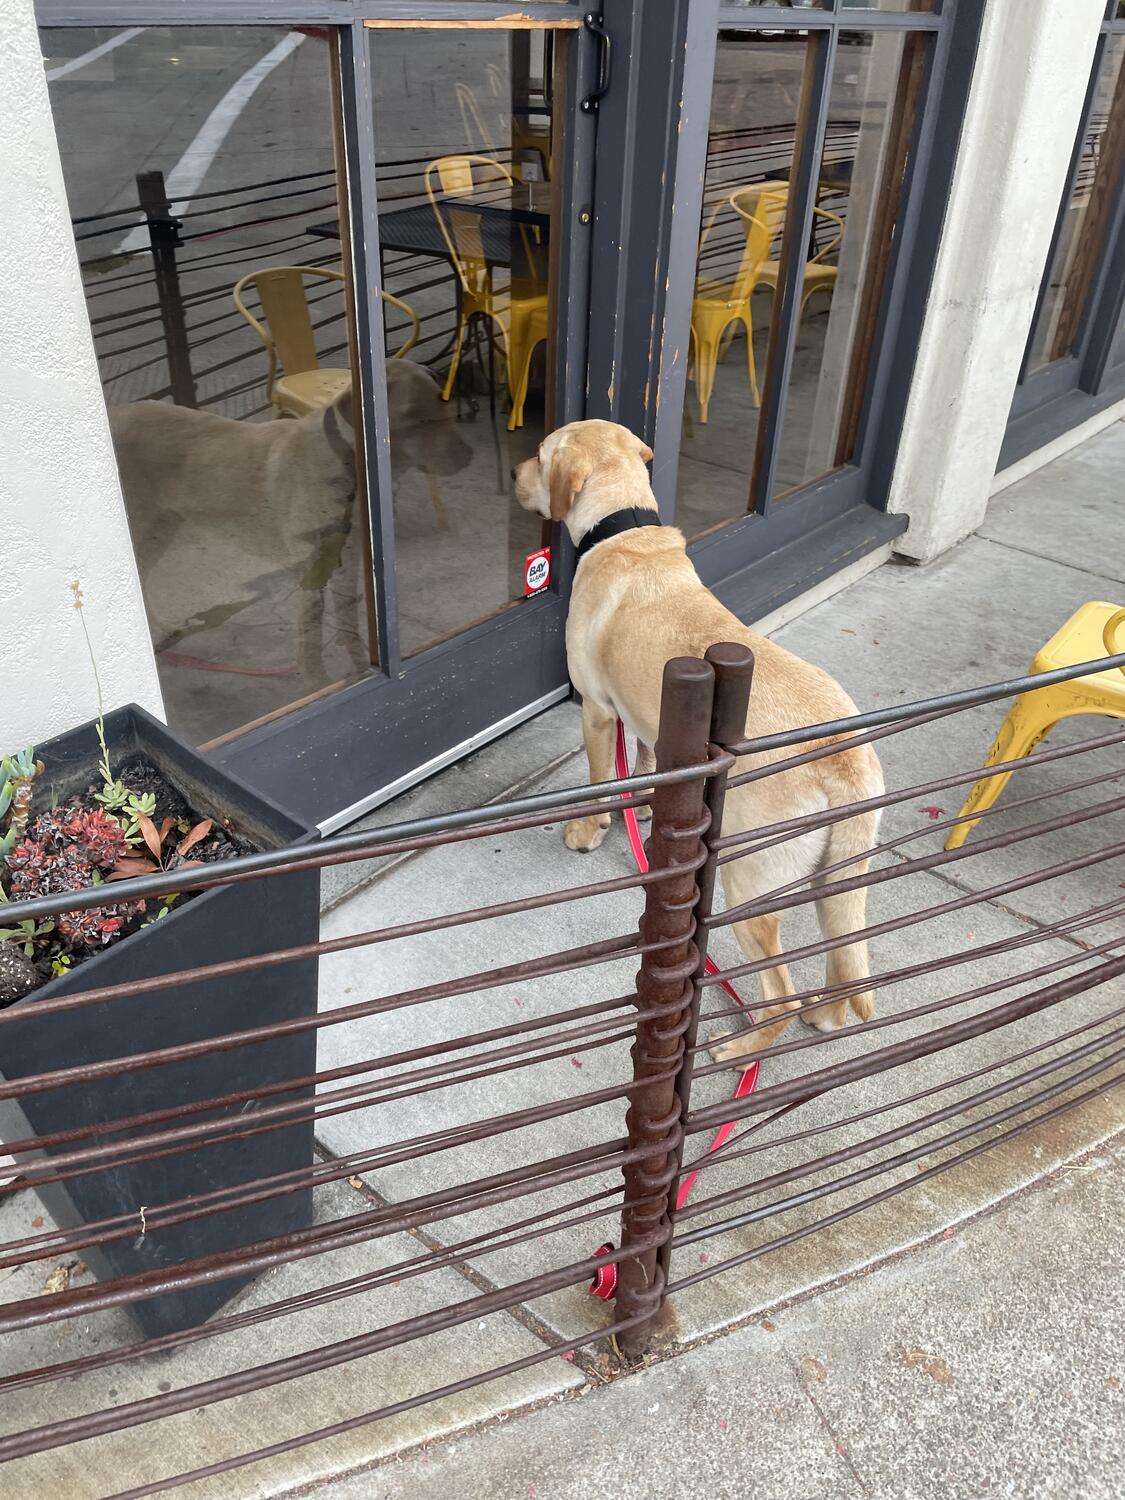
[159, 816, 176, 843]
[177, 819, 212, 857]
[135, 811, 163, 863]
[109, 855, 157, 880]
[920, 806, 945, 820]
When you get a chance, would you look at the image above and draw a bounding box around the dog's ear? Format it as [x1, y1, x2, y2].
[635, 436, 654, 464]
[549, 446, 592, 521]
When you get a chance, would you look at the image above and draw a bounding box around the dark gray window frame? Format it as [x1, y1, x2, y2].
[584, 0, 983, 625]
[36, 0, 980, 826]
[1000, 0, 1125, 471]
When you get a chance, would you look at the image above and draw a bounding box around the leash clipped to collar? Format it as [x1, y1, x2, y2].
[575, 507, 662, 566]
[588, 722, 761, 1301]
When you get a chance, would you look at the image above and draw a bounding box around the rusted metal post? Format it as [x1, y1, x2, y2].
[657, 641, 755, 1289]
[137, 169, 196, 408]
[614, 655, 716, 1359]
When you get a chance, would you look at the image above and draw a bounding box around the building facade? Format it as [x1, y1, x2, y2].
[3, 0, 1124, 830]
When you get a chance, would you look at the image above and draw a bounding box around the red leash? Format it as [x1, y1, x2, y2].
[589, 722, 760, 1299]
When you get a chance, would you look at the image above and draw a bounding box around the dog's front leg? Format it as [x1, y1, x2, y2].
[632, 741, 656, 824]
[565, 700, 617, 852]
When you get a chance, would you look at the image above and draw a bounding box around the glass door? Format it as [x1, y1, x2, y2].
[223, 14, 592, 830]
[365, 21, 564, 661]
[1001, 0, 1125, 467]
[581, 0, 975, 625]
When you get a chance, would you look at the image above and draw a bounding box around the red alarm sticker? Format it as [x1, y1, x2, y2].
[524, 546, 551, 596]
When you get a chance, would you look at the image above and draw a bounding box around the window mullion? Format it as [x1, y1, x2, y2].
[339, 18, 401, 677]
[750, 25, 838, 516]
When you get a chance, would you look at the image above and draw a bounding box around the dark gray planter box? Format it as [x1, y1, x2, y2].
[0, 704, 319, 1338]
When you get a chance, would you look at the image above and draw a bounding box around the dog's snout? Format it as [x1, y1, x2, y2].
[509, 466, 518, 484]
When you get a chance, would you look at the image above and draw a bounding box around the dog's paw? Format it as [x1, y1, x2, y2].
[800, 999, 848, 1033]
[564, 815, 610, 852]
[849, 990, 876, 1024]
[708, 1030, 754, 1068]
[633, 801, 653, 825]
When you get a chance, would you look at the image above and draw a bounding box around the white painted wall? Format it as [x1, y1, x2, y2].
[0, 0, 163, 756]
[887, 0, 1106, 563]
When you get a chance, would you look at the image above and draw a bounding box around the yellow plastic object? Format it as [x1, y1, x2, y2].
[232, 267, 419, 416]
[945, 602, 1125, 850]
[426, 155, 548, 430]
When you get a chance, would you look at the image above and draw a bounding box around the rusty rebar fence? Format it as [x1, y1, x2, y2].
[0, 645, 1122, 1492]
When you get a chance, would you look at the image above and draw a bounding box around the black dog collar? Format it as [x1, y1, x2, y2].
[575, 507, 662, 566]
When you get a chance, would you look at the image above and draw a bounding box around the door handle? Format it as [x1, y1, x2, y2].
[580, 12, 611, 114]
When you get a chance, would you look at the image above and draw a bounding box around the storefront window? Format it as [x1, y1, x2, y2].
[771, 28, 925, 496]
[40, 25, 372, 747]
[1026, 34, 1125, 373]
[841, 0, 937, 12]
[677, 25, 925, 534]
[676, 30, 806, 539]
[367, 26, 554, 658]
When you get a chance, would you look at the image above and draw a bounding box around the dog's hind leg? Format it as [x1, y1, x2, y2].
[806, 806, 879, 1032]
[709, 912, 802, 1066]
[632, 740, 656, 824]
[565, 699, 617, 852]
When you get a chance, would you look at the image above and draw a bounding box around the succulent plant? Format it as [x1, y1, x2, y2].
[6, 802, 146, 953]
[24, 802, 131, 868]
[0, 887, 54, 958]
[0, 747, 43, 877]
[95, 778, 158, 844]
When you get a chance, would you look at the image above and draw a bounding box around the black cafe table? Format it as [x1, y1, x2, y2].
[307, 182, 551, 268]
[307, 184, 551, 378]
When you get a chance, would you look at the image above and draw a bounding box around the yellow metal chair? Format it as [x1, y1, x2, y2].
[691, 185, 847, 423]
[753, 202, 845, 316]
[426, 155, 548, 431]
[233, 266, 419, 417]
[690, 186, 788, 422]
[945, 602, 1125, 850]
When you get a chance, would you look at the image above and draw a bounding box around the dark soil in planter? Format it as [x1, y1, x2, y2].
[7, 755, 253, 994]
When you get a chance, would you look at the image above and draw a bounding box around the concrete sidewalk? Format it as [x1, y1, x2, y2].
[309, 1139, 1125, 1500]
[1, 420, 1122, 1497]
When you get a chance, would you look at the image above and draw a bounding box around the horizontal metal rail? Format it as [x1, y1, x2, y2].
[1, 643, 1121, 1488]
[727, 650, 1125, 762]
[2, 759, 720, 926]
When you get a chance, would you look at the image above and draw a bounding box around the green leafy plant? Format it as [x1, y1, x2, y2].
[94, 771, 157, 845]
[0, 887, 54, 957]
[71, 578, 155, 845]
[0, 747, 44, 879]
